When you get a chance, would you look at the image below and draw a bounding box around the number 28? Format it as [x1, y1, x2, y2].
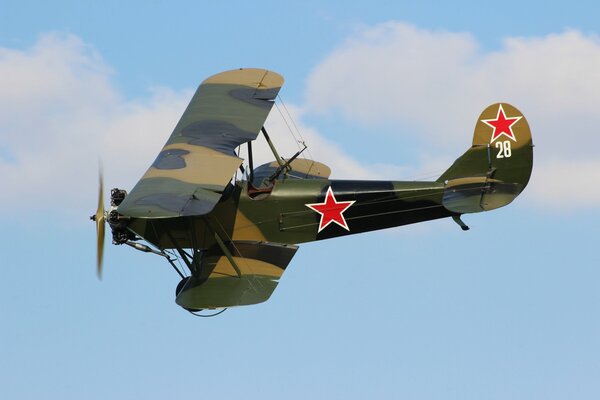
[495, 140, 512, 158]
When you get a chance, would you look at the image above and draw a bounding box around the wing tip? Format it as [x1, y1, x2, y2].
[203, 68, 284, 88]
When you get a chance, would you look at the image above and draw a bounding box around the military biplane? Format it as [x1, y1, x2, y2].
[91, 68, 533, 314]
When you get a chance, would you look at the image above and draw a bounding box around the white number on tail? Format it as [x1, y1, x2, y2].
[495, 140, 512, 158]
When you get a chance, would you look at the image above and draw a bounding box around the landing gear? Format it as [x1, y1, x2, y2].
[175, 276, 205, 313]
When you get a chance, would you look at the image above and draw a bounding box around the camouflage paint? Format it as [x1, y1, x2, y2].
[107, 70, 533, 310]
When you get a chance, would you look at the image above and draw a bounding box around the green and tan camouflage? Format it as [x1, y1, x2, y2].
[118, 68, 284, 218]
[94, 69, 534, 312]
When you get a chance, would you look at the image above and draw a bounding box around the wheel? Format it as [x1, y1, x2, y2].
[175, 277, 190, 296]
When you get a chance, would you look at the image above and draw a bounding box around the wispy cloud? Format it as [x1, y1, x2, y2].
[2, 26, 598, 221]
[0, 33, 189, 220]
[305, 22, 600, 208]
[0, 33, 370, 221]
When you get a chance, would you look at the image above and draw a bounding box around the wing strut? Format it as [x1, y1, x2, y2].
[268, 142, 307, 182]
[247, 141, 254, 183]
[261, 127, 285, 168]
[163, 228, 201, 275]
[260, 126, 308, 182]
[213, 232, 242, 278]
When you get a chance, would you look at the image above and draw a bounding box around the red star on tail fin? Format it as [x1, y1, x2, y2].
[481, 104, 522, 143]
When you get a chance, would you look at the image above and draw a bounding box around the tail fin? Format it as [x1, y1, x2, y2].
[438, 103, 533, 214]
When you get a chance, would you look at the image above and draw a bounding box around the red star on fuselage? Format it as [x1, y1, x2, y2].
[305, 187, 355, 233]
[481, 104, 522, 143]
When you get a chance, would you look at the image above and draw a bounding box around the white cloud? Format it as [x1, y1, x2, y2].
[0, 33, 369, 221]
[0, 33, 188, 220]
[305, 22, 600, 209]
[263, 104, 375, 180]
[3, 26, 598, 221]
[525, 159, 600, 210]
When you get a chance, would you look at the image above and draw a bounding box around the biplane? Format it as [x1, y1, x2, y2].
[91, 68, 533, 314]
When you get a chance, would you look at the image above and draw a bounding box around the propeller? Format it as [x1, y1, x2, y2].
[91, 169, 106, 279]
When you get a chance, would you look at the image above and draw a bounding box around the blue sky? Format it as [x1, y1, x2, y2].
[1, 1, 599, 399]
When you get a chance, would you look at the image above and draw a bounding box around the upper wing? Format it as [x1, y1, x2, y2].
[118, 68, 284, 218]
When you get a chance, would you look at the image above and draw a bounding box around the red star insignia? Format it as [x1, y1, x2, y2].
[305, 187, 355, 233]
[481, 104, 522, 143]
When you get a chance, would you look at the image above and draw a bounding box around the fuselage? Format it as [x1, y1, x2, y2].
[126, 178, 452, 251]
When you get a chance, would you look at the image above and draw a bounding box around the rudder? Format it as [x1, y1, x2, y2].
[438, 103, 533, 214]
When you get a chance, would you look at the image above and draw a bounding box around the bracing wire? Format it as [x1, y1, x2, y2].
[277, 95, 309, 148]
[275, 95, 314, 160]
[276, 95, 455, 182]
[274, 102, 303, 153]
[398, 168, 447, 182]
